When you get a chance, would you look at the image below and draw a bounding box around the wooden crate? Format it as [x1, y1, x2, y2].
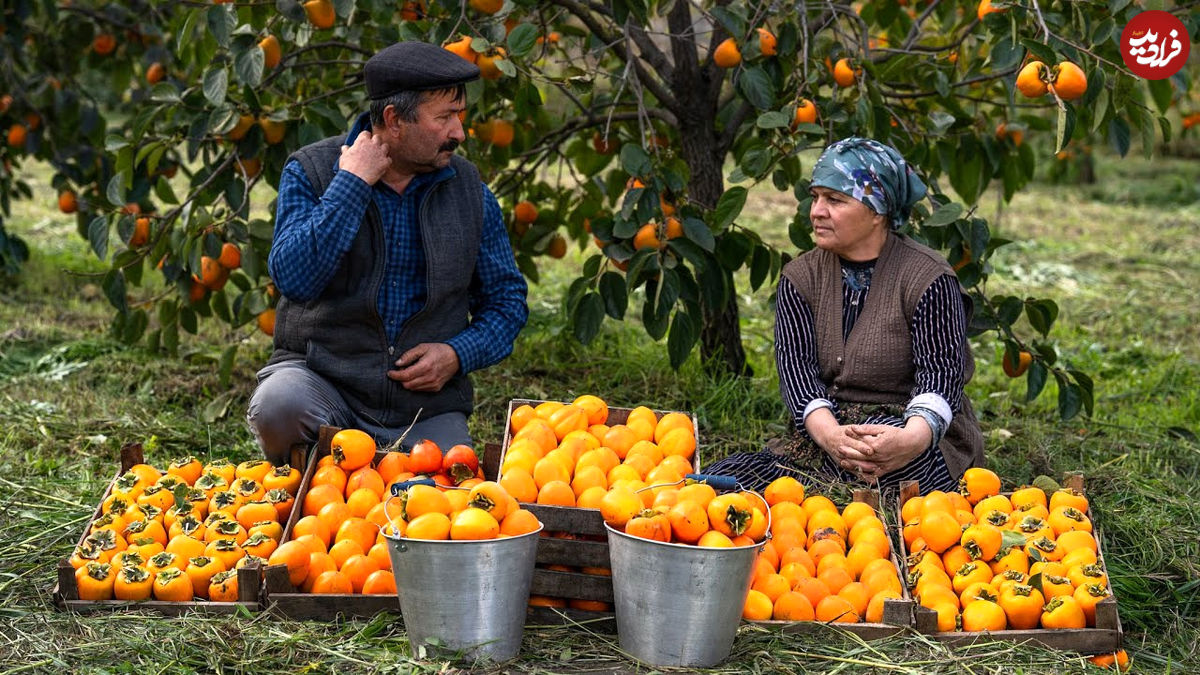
[901, 473, 1123, 654]
[523, 504, 616, 631]
[53, 443, 262, 615]
[748, 488, 913, 638]
[499, 399, 702, 630]
[261, 426, 507, 620]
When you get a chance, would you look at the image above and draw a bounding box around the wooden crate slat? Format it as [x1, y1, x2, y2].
[526, 606, 616, 633]
[534, 537, 610, 567]
[530, 569, 614, 602]
[525, 504, 607, 536]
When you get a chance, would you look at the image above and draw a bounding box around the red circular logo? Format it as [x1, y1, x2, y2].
[1120, 11, 1191, 80]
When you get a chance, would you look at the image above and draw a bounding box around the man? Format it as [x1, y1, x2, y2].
[247, 41, 529, 464]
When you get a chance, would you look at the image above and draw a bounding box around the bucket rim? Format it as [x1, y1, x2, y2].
[604, 522, 765, 552]
[382, 522, 545, 545]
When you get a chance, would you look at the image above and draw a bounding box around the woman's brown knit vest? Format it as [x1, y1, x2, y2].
[781, 233, 985, 479]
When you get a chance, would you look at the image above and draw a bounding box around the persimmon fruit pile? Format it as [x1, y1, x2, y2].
[499, 396, 697, 512]
[70, 457, 301, 601]
[741, 477, 902, 624]
[902, 468, 1112, 632]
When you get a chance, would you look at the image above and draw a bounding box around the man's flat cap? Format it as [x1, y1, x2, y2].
[364, 41, 480, 99]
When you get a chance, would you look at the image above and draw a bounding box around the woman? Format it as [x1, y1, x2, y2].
[707, 137, 984, 495]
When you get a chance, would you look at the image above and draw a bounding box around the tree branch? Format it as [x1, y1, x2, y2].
[878, 65, 1020, 99]
[627, 23, 674, 83]
[719, 101, 754, 151]
[491, 109, 672, 197]
[550, 0, 677, 108]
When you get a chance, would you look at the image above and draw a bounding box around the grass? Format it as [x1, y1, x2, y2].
[1, 149, 1198, 672]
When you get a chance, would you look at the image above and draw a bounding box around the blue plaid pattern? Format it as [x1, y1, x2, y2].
[269, 160, 527, 374]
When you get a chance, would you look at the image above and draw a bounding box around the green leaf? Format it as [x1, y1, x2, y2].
[1108, 117, 1131, 157]
[999, 529, 1027, 552]
[163, 320, 179, 356]
[619, 144, 651, 178]
[681, 217, 715, 252]
[736, 66, 775, 110]
[572, 292, 605, 344]
[206, 5, 235, 48]
[148, 83, 181, 104]
[1137, 108, 1156, 159]
[1149, 78, 1174, 115]
[105, 173, 128, 209]
[749, 244, 771, 291]
[598, 271, 627, 320]
[928, 111, 955, 136]
[235, 46, 264, 88]
[713, 187, 747, 231]
[1025, 360, 1048, 402]
[995, 296, 1022, 327]
[506, 23, 539, 58]
[203, 68, 228, 106]
[1054, 102, 1076, 154]
[1057, 378, 1082, 421]
[177, 9, 200, 53]
[105, 135, 130, 152]
[714, 231, 752, 270]
[666, 311, 696, 370]
[155, 176, 179, 205]
[1020, 39, 1056, 65]
[989, 37, 1022, 70]
[710, 6, 746, 39]
[925, 203, 964, 228]
[1025, 299, 1058, 335]
[756, 111, 791, 129]
[202, 392, 234, 424]
[180, 307, 198, 334]
[1069, 369, 1095, 416]
[102, 270, 128, 313]
[218, 345, 237, 389]
[87, 216, 109, 261]
[124, 309, 148, 344]
[949, 151, 982, 205]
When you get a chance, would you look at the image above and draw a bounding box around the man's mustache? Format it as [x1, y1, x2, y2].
[439, 140, 460, 152]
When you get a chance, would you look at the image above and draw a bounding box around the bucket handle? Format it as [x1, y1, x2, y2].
[684, 473, 739, 491]
[638, 472, 739, 493]
[384, 478, 436, 540]
[390, 477, 437, 497]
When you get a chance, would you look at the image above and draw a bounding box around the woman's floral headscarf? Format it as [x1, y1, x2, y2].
[810, 137, 928, 230]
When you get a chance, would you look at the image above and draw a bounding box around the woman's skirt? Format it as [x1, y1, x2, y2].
[703, 402, 956, 498]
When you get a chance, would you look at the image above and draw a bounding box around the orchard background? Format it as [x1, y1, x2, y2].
[0, 0, 1198, 671]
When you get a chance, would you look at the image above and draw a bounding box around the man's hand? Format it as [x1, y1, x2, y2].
[338, 130, 391, 185]
[387, 343, 460, 392]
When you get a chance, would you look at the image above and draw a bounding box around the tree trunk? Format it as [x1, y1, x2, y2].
[666, 1, 751, 377]
[677, 128, 751, 377]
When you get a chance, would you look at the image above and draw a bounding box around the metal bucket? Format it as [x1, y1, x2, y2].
[384, 525, 543, 663]
[605, 524, 762, 667]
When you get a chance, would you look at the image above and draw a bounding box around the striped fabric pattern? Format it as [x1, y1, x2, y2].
[705, 260, 967, 496]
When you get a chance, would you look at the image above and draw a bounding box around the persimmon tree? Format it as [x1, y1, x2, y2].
[1, 0, 1195, 419]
